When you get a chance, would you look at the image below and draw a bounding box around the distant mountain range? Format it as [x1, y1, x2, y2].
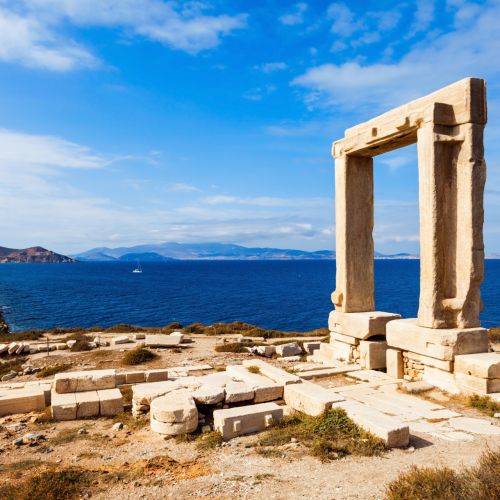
[0, 246, 76, 263]
[72, 242, 420, 261]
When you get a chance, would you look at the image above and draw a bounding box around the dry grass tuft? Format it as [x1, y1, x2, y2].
[36, 364, 71, 378]
[196, 431, 223, 450]
[121, 347, 157, 366]
[214, 342, 249, 353]
[246, 365, 261, 374]
[385, 448, 500, 500]
[468, 394, 500, 417]
[488, 327, 500, 344]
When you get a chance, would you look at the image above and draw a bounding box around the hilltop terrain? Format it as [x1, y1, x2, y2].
[0, 246, 76, 264]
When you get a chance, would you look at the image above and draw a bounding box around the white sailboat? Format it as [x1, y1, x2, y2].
[132, 261, 142, 273]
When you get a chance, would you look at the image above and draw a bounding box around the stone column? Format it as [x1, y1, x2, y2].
[332, 154, 374, 312]
[417, 120, 486, 329]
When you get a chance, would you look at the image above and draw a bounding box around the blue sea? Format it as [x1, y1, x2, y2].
[0, 260, 499, 332]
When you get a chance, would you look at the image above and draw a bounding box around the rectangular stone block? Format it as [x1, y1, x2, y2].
[386, 319, 488, 361]
[51, 391, 77, 420]
[359, 340, 387, 369]
[405, 351, 453, 372]
[124, 371, 146, 384]
[423, 366, 460, 394]
[213, 402, 283, 440]
[0, 388, 46, 417]
[327, 341, 352, 362]
[242, 359, 301, 385]
[98, 388, 123, 416]
[145, 335, 182, 347]
[115, 373, 126, 385]
[75, 391, 100, 418]
[275, 342, 302, 357]
[455, 373, 500, 395]
[25, 381, 52, 406]
[225, 381, 254, 403]
[54, 369, 116, 394]
[284, 381, 344, 416]
[226, 365, 283, 403]
[454, 352, 500, 379]
[330, 331, 360, 345]
[111, 335, 132, 345]
[329, 311, 401, 340]
[303, 342, 321, 354]
[334, 399, 409, 448]
[386, 349, 404, 379]
[132, 380, 181, 406]
[145, 369, 169, 382]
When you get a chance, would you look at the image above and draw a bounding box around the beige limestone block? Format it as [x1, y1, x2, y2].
[386, 349, 404, 379]
[51, 391, 77, 420]
[75, 391, 100, 418]
[386, 319, 488, 360]
[192, 385, 225, 405]
[145, 335, 182, 347]
[224, 381, 254, 403]
[303, 342, 321, 354]
[111, 335, 131, 345]
[275, 342, 302, 357]
[150, 390, 197, 423]
[213, 402, 283, 440]
[449, 417, 500, 435]
[132, 380, 180, 406]
[54, 369, 116, 394]
[284, 381, 344, 416]
[242, 359, 301, 385]
[334, 399, 409, 448]
[329, 311, 400, 340]
[0, 388, 45, 417]
[25, 381, 52, 406]
[455, 373, 500, 395]
[454, 352, 500, 378]
[115, 373, 126, 385]
[405, 352, 453, 372]
[226, 365, 283, 403]
[98, 388, 123, 416]
[359, 340, 387, 370]
[144, 369, 169, 382]
[330, 331, 360, 345]
[329, 341, 352, 362]
[124, 371, 146, 384]
[422, 366, 460, 395]
[150, 414, 197, 435]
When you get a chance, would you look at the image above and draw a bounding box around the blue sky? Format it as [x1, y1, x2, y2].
[0, 0, 499, 255]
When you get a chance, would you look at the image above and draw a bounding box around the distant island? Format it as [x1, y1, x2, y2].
[0, 246, 76, 263]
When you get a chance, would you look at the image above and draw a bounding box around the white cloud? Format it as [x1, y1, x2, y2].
[327, 2, 360, 38]
[408, 0, 435, 36]
[0, 0, 247, 70]
[279, 2, 308, 26]
[167, 183, 200, 192]
[202, 195, 329, 208]
[255, 62, 288, 73]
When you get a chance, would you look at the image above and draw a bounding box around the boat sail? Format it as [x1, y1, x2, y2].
[132, 261, 142, 273]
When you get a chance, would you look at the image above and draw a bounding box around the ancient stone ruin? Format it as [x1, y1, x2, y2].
[320, 77, 499, 395]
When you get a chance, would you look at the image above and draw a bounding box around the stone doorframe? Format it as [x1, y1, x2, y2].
[331, 78, 487, 330]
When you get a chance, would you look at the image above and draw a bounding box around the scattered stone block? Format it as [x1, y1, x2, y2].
[334, 399, 409, 447]
[66, 340, 77, 349]
[423, 366, 460, 394]
[213, 402, 283, 440]
[134, 333, 146, 340]
[170, 331, 184, 341]
[224, 381, 254, 403]
[254, 345, 276, 357]
[331, 332, 360, 345]
[112, 335, 131, 345]
[455, 373, 500, 395]
[25, 381, 52, 405]
[132, 380, 181, 413]
[98, 388, 123, 416]
[386, 349, 404, 379]
[303, 342, 321, 354]
[54, 369, 116, 393]
[145, 369, 169, 382]
[242, 359, 301, 385]
[280, 355, 301, 362]
[192, 385, 225, 405]
[275, 342, 302, 357]
[284, 381, 344, 416]
[386, 319, 488, 361]
[51, 391, 77, 420]
[329, 311, 401, 339]
[0, 343, 8, 354]
[8, 342, 18, 355]
[75, 391, 100, 418]
[125, 371, 146, 384]
[145, 335, 182, 348]
[359, 340, 387, 369]
[55, 343, 68, 350]
[454, 352, 500, 379]
[0, 388, 46, 417]
[226, 365, 283, 403]
[150, 390, 198, 435]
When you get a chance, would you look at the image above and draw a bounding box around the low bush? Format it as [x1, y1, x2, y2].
[214, 342, 249, 353]
[489, 327, 500, 344]
[196, 431, 223, 450]
[105, 324, 146, 333]
[468, 394, 500, 417]
[161, 322, 183, 334]
[385, 448, 500, 500]
[0, 330, 44, 342]
[0, 358, 26, 377]
[247, 365, 261, 374]
[36, 364, 71, 378]
[121, 347, 157, 366]
[256, 408, 385, 461]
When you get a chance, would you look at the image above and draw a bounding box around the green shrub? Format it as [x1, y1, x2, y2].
[121, 347, 157, 366]
[196, 431, 223, 450]
[36, 364, 71, 378]
[385, 448, 500, 500]
[468, 394, 500, 417]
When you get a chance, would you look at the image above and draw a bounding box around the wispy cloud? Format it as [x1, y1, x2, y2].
[254, 62, 288, 73]
[167, 183, 200, 193]
[279, 2, 308, 26]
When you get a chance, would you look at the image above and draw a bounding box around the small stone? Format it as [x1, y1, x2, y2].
[78, 428, 88, 435]
[2, 371, 17, 382]
[112, 422, 124, 431]
[494, 413, 500, 418]
[22, 433, 45, 444]
[201, 425, 212, 433]
[13, 438, 23, 446]
[405, 446, 415, 453]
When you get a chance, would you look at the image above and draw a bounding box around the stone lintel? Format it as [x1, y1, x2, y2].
[386, 318, 488, 361]
[329, 310, 401, 340]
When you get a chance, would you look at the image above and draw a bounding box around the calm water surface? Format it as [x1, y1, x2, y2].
[0, 260, 498, 332]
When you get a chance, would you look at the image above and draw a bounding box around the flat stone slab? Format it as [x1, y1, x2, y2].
[75, 391, 100, 418]
[226, 365, 283, 403]
[329, 311, 401, 339]
[455, 373, 500, 395]
[111, 335, 132, 345]
[145, 335, 182, 348]
[192, 385, 225, 405]
[454, 352, 500, 379]
[386, 318, 488, 361]
[298, 365, 361, 380]
[225, 381, 254, 403]
[284, 381, 344, 416]
[0, 388, 46, 417]
[449, 417, 500, 435]
[242, 359, 301, 385]
[98, 388, 123, 416]
[213, 402, 283, 440]
[334, 399, 410, 448]
[303, 342, 321, 354]
[347, 370, 394, 383]
[124, 371, 146, 384]
[275, 342, 302, 357]
[145, 369, 169, 382]
[132, 380, 181, 406]
[150, 389, 197, 424]
[54, 369, 116, 393]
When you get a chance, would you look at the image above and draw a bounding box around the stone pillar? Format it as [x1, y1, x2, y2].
[417, 120, 486, 329]
[332, 154, 374, 312]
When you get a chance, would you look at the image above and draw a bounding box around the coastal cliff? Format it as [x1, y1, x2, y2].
[0, 246, 76, 263]
[0, 308, 8, 334]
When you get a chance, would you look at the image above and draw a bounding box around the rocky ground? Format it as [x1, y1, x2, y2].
[1, 333, 499, 499]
